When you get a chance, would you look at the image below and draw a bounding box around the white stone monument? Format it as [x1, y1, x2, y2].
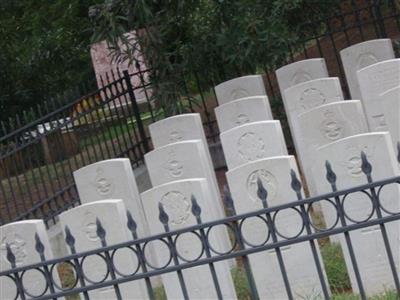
[357, 59, 400, 131]
[73, 158, 149, 239]
[297, 100, 369, 194]
[220, 121, 288, 170]
[149, 113, 216, 184]
[226, 156, 328, 299]
[215, 96, 273, 133]
[276, 58, 329, 95]
[144, 140, 231, 252]
[141, 179, 237, 299]
[340, 39, 395, 100]
[149, 113, 208, 148]
[282, 77, 344, 172]
[312, 132, 400, 295]
[0, 220, 60, 299]
[59, 200, 149, 300]
[381, 86, 400, 150]
[215, 75, 267, 105]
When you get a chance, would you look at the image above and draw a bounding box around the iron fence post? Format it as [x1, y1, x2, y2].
[123, 70, 150, 154]
[373, 0, 388, 38]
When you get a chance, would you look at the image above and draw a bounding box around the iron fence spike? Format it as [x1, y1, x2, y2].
[96, 218, 106, 241]
[158, 202, 169, 225]
[64, 226, 75, 247]
[5, 243, 16, 266]
[190, 194, 202, 217]
[35, 232, 45, 255]
[126, 210, 137, 234]
[325, 160, 337, 185]
[257, 177, 268, 202]
[290, 169, 302, 192]
[361, 151, 372, 176]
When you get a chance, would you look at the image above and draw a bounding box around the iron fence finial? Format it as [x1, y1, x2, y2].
[126, 210, 137, 236]
[325, 160, 337, 185]
[361, 151, 372, 177]
[35, 233, 45, 257]
[96, 218, 106, 242]
[64, 226, 75, 248]
[290, 169, 302, 193]
[257, 177, 268, 207]
[190, 194, 202, 218]
[158, 202, 169, 225]
[5, 243, 16, 267]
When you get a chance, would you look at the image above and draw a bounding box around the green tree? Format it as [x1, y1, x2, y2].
[91, 0, 340, 115]
[0, 0, 102, 123]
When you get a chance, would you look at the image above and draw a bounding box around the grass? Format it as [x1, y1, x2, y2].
[321, 243, 352, 294]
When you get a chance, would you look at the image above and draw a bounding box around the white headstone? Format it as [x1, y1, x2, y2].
[215, 96, 273, 132]
[0, 220, 59, 299]
[59, 200, 149, 300]
[74, 158, 148, 239]
[149, 113, 207, 148]
[140, 179, 237, 299]
[215, 75, 267, 105]
[144, 141, 231, 252]
[340, 39, 395, 100]
[276, 58, 329, 95]
[381, 86, 400, 150]
[226, 156, 328, 299]
[297, 100, 369, 194]
[357, 59, 400, 131]
[312, 132, 400, 295]
[149, 113, 217, 188]
[220, 121, 288, 170]
[282, 77, 344, 168]
[283, 77, 344, 118]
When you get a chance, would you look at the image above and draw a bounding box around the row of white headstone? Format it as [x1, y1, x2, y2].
[1, 38, 399, 299]
[213, 38, 400, 297]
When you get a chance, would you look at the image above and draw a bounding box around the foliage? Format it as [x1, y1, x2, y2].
[90, 0, 340, 115]
[321, 242, 351, 293]
[0, 0, 102, 122]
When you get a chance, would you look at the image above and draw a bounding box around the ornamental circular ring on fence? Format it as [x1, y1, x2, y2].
[205, 223, 237, 255]
[111, 246, 141, 277]
[80, 253, 110, 285]
[341, 190, 375, 224]
[307, 199, 339, 232]
[143, 238, 173, 270]
[20, 268, 49, 298]
[0, 274, 18, 300]
[50, 260, 79, 291]
[272, 208, 305, 240]
[239, 216, 270, 247]
[173, 231, 204, 263]
[377, 183, 400, 215]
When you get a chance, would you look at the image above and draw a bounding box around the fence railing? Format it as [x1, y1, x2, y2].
[0, 0, 399, 226]
[0, 70, 150, 225]
[1, 154, 399, 299]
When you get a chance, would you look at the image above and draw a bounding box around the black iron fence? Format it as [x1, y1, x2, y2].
[0, 0, 399, 226]
[0, 70, 150, 225]
[1, 154, 399, 300]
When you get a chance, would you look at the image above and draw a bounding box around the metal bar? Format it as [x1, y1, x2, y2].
[123, 70, 149, 154]
[257, 181, 293, 300]
[290, 170, 330, 299]
[325, 162, 366, 299]
[361, 154, 400, 293]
